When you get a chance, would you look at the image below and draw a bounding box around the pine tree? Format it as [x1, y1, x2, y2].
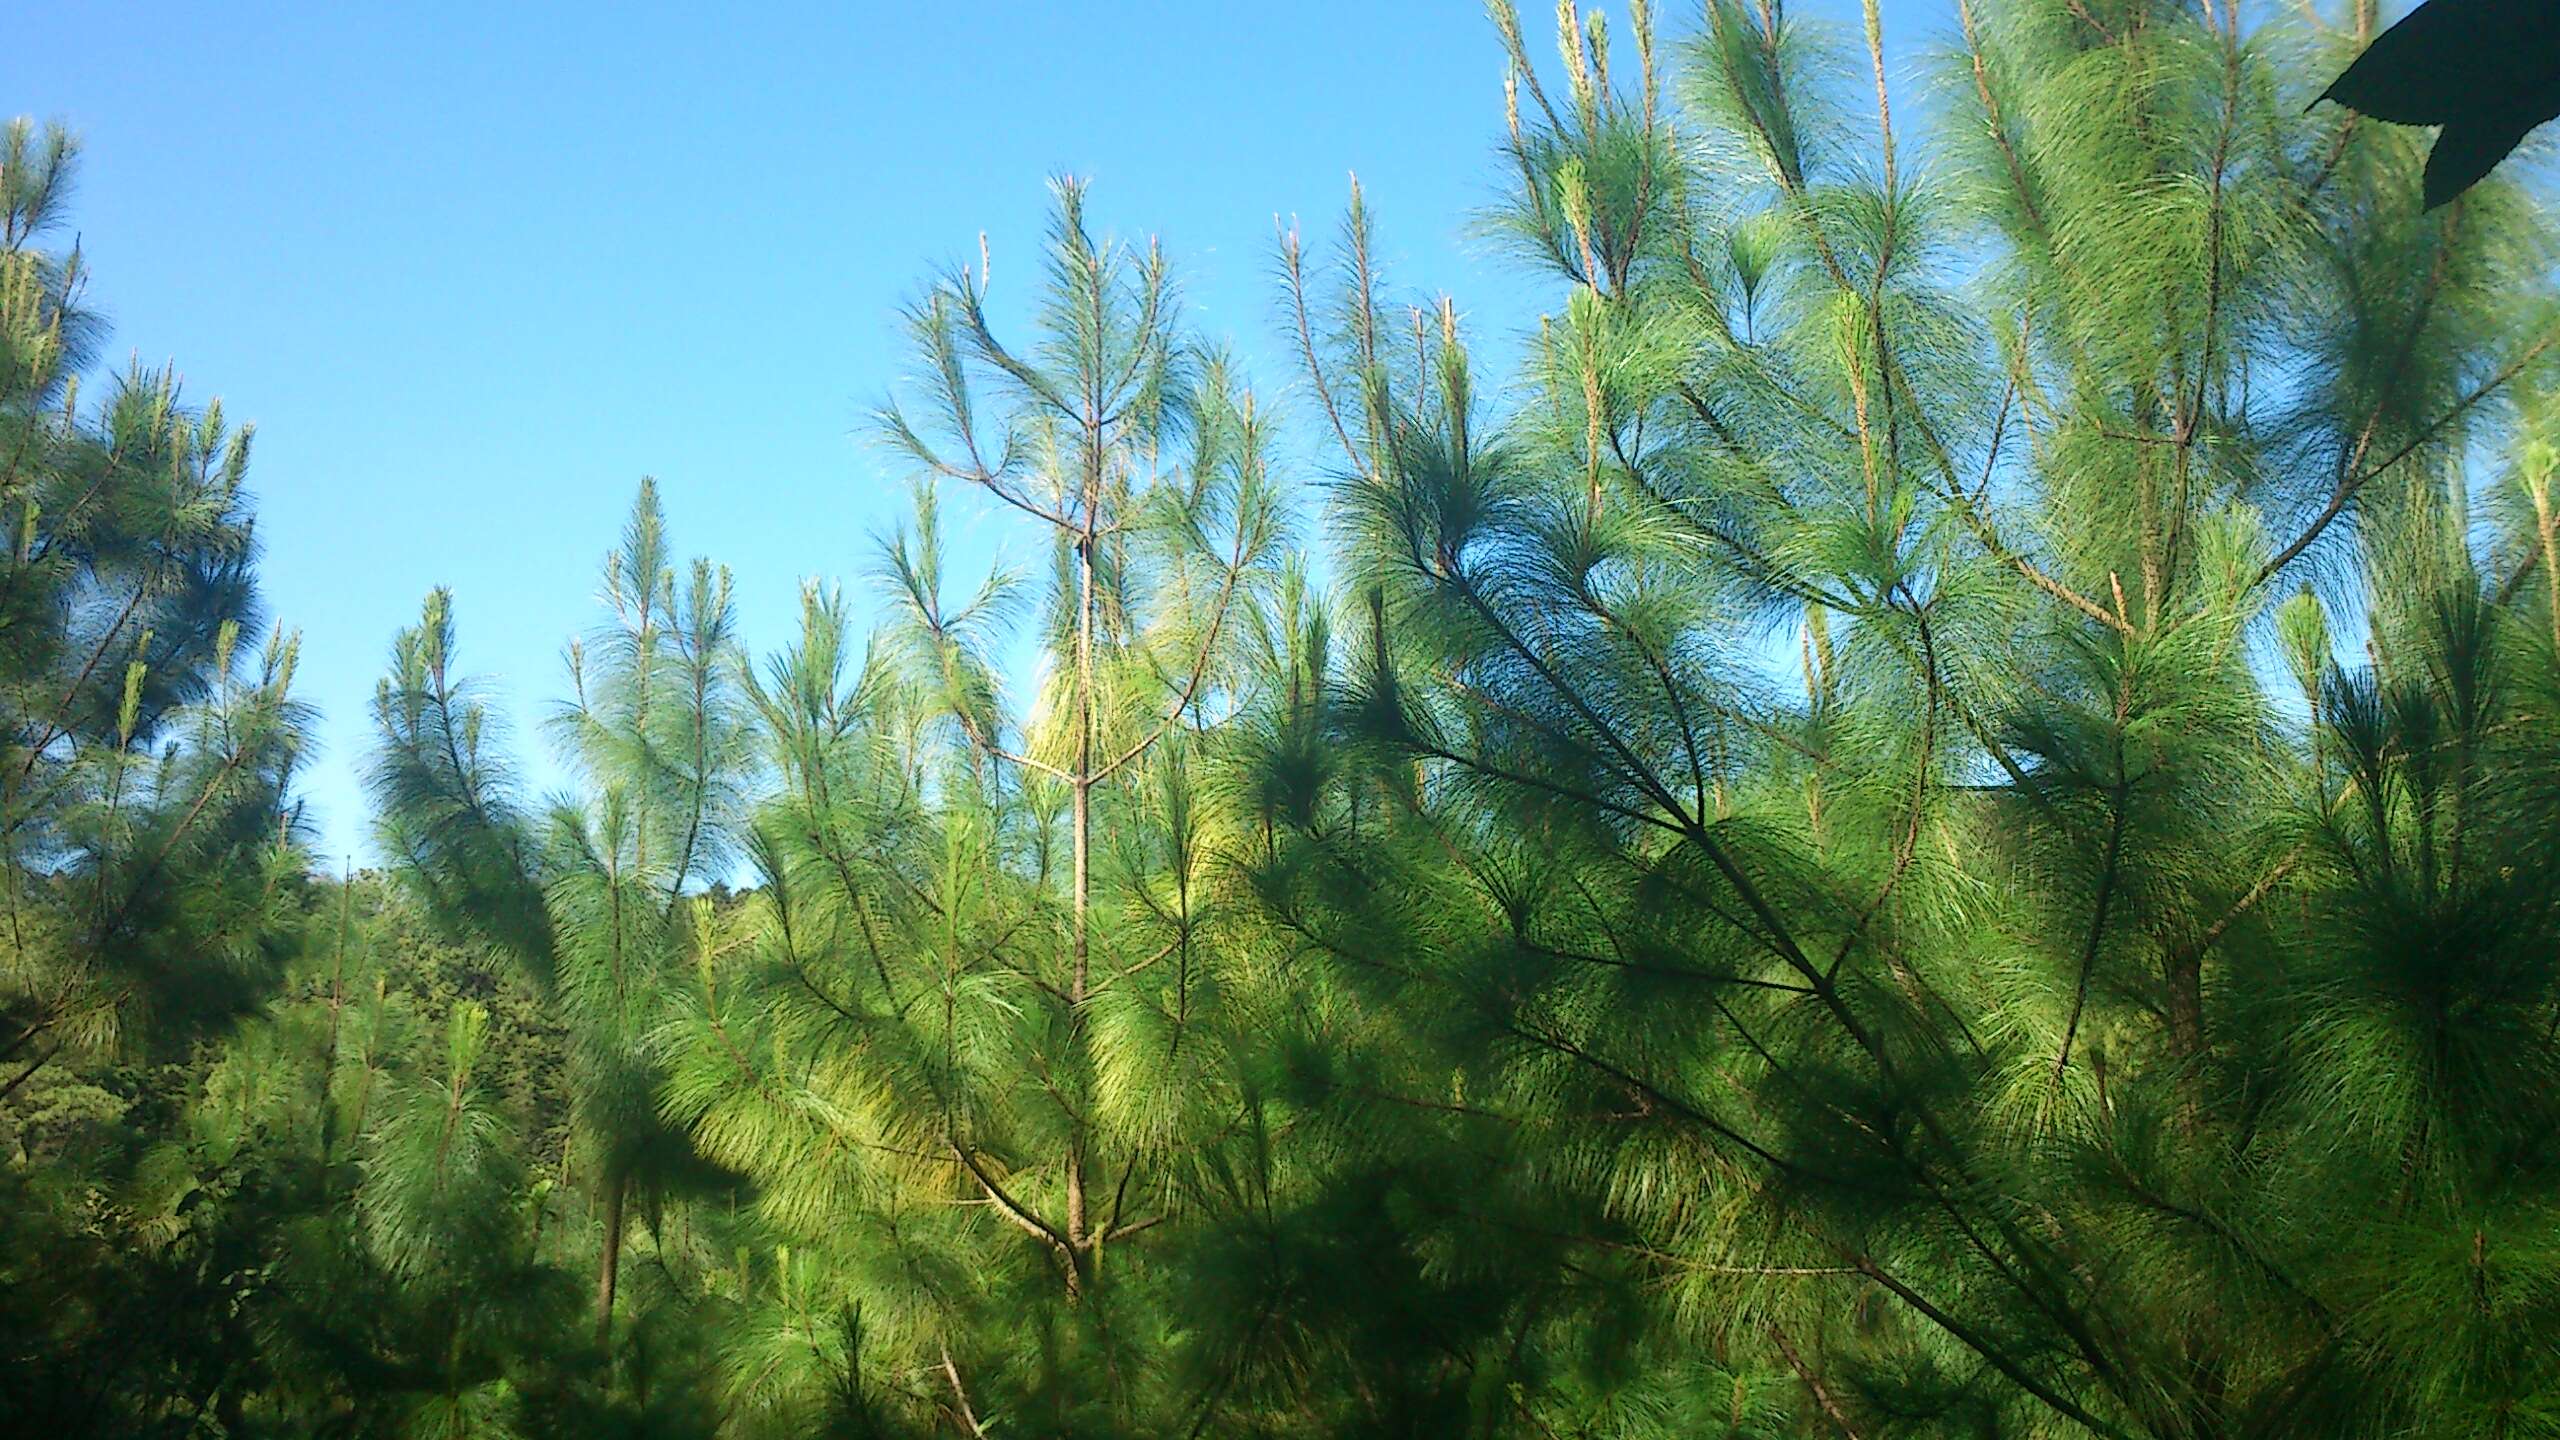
[0, 117, 315, 1439]
[370, 480, 753, 1403]
[654, 179, 1285, 1429]
[1241, 2, 2560, 1434]
[0, 118, 307, 1102]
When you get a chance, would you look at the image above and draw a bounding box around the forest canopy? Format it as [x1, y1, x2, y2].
[9, 2, 2560, 1436]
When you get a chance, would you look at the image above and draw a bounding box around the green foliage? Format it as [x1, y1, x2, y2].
[15, 3, 2560, 1435]
[1243, 1, 2560, 1434]
[0, 117, 309, 1096]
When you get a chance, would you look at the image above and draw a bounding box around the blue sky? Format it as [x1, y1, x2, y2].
[5, 0, 1920, 864]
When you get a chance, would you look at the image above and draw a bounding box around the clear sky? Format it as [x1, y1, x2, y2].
[5, 0, 1918, 865]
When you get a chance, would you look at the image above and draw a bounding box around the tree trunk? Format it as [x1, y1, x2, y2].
[1066, 531, 1094, 1264]
[319, 869, 353, 1176]
[595, 1172, 626, 1349]
[2531, 478, 2560, 657]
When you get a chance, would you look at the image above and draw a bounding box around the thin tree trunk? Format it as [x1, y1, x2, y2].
[319, 863, 353, 1176]
[2531, 479, 2560, 657]
[595, 1173, 626, 1349]
[1065, 527, 1094, 1271]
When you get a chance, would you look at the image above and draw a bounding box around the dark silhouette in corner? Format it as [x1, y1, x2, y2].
[2317, 0, 2560, 209]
